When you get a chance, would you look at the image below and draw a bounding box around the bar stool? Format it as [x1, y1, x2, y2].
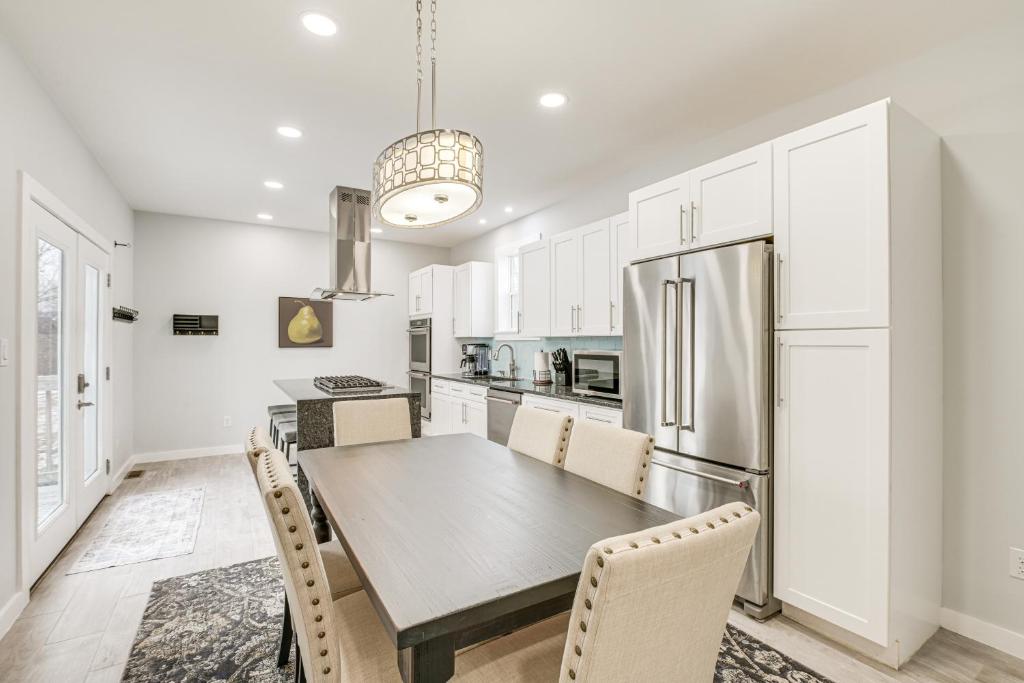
[279, 421, 298, 463]
[267, 404, 295, 437]
[270, 410, 296, 444]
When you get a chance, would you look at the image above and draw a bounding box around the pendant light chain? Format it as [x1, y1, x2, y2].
[415, 0, 423, 132]
[430, 0, 437, 129]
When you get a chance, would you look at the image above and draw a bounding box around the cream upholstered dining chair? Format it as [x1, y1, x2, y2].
[261, 501, 759, 682]
[244, 425, 276, 475]
[256, 448, 363, 670]
[562, 421, 654, 497]
[332, 398, 412, 447]
[506, 406, 574, 466]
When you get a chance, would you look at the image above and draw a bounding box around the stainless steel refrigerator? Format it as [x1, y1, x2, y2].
[623, 240, 778, 618]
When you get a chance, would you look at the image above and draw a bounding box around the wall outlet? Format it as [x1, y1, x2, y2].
[222, 416, 232, 428]
[0, 337, 9, 367]
[1011, 547, 1024, 581]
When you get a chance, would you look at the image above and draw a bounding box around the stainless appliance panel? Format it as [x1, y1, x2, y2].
[408, 319, 431, 373]
[572, 350, 622, 400]
[642, 450, 770, 609]
[677, 241, 771, 472]
[407, 371, 431, 420]
[623, 256, 680, 453]
[486, 388, 521, 444]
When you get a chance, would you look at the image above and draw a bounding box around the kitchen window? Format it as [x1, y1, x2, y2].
[494, 243, 520, 335]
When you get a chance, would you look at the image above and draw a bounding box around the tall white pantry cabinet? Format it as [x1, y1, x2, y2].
[772, 100, 942, 667]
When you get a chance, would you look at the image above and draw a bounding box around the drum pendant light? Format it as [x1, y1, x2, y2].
[371, 0, 483, 229]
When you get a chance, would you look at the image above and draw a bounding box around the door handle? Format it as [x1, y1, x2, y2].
[517, 311, 522, 333]
[534, 405, 560, 413]
[776, 337, 784, 407]
[609, 300, 614, 330]
[775, 253, 784, 323]
[485, 396, 517, 405]
[676, 277, 695, 432]
[652, 458, 750, 489]
[678, 205, 688, 245]
[587, 416, 614, 424]
[660, 279, 678, 427]
[77, 401, 95, 410]
[77, 373, 89, 394]
[690, 201, 698, 243]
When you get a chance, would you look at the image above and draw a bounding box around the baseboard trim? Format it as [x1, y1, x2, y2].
[108, 454, 137, 493]
[133, 444, 241, 464]
[0, 590, 29, 641]
[940, 608, 1024, 661]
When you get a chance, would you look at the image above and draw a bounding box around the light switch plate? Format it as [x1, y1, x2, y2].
[0, 337, 9, 367]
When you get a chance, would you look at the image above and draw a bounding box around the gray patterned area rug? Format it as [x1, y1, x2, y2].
[122, 557, 831, 683]
[68, 487, 205, 574]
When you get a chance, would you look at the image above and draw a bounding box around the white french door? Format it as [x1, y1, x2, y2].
[21, 199, 111, 585]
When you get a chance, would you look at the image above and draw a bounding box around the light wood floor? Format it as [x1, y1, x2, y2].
[0, 453, 1020, 683]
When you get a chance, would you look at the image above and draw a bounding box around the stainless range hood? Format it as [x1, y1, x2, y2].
[312, 186, 392, 302]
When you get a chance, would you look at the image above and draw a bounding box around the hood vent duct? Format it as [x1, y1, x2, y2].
[312, 186, 392, 302]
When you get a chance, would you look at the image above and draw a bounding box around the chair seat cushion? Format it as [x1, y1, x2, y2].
[320, 539, 362, 600]
[331, 589, 568, 683]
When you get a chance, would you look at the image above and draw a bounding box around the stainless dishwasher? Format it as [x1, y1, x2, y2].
[485, 388, 521, 445]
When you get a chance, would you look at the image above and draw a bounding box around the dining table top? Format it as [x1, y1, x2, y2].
[297, 433, 680, 654]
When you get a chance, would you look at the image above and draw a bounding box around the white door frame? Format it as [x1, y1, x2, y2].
[16, 171, 114, 596]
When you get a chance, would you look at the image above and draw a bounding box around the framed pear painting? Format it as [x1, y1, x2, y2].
[278, 297, 333, 348]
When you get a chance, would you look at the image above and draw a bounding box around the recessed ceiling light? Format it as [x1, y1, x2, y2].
[478, 218, 487, 225]
[504, 206, 513, 213]
[264, 180, 284, 190]
[370, 227, 383, 234]
[257, 213, 273, 221]
[539, 92, 568, 108]
[301, 12, 338, 37]
[276, 125, 303, 139]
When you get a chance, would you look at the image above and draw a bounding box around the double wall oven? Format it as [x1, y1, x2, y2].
[407, 317, 431, 419]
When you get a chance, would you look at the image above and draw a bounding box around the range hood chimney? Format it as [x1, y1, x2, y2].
[312, 186, 392, 302]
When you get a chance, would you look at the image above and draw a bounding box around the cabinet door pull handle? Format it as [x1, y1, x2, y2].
[679, 205, 688, 245]
[775, 253, 784, 323]
[776, 337, 784, 407]
[690, 201, 698, 243]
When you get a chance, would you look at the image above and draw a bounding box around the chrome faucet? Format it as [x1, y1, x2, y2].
[491, 343, 517, 379]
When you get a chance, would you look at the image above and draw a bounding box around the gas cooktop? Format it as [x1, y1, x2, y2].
[313, 375, 386, 395]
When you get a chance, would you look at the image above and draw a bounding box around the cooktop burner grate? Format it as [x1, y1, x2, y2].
[313, 375, 386, 394]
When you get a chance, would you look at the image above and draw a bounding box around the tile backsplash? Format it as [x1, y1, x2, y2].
[463, 336, 622, 377]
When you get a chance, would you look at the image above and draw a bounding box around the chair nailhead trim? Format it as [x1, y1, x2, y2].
[690, 527, 699, 534]
[282, 507, 290, 514]
[744, 505, 752, 512]
[323, 668, 331, 675]
[707, 522, 715, 529]
[302, 561, 309, 569]
[312, 598, 320, 605]
[318, 631, 325, 639]
[651, 537, 661, 543]
[629, 541, 638, 549]
[672, 531, 681, 538]
[320, 649, 328, 656]
[315, 615, 323, 622]
[603, 547, 613, 554]
[596, 556, 604, 567]
[569, 669, 576, 680]
[306, 580, 314, 587]
[720, 517, 729, 523]
[733, 511, 741, 518]
[574, 645, 582, 656]
[296, 543, 304, 550]
[584, 599, 592, 609]
[274, 491, 282, 498]
[636, 489, 641, 494]
[579, 620, 587, 632]
[289, 525, 297, 532]
[590, 576, 598, 587]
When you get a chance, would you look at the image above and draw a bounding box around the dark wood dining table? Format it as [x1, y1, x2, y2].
[297, 433, 680, 683]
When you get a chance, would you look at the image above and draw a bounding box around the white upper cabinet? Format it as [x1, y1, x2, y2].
[550, 232, 579, 336]
[774, 101, 890, 330]
[577, 219, 612, 335]
[774, 328, 890, 644]
[408, 266, 435, 316]
[453, 262, 494, 338]
[629, 172, 691, 261]
[689, 142, 772, 249]
[518, 239, 550, 337]
[610, 212, 630, 334]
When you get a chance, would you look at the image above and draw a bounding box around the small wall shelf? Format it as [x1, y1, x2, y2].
[173, 314, 219, 336]
[113, 306, 139, 323]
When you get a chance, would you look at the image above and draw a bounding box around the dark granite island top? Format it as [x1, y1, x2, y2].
[273, 378, 421, 451]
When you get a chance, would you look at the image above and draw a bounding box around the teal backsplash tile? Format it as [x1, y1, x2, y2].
[473, 335, 621, 376]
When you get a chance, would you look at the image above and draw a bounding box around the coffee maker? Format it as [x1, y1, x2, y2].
[461, 343, 490, 377]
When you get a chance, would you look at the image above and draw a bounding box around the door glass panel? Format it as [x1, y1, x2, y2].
[83, 266, 100, 479]
[36, 239, 64, 525]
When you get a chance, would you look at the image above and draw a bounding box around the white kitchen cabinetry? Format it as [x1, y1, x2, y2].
[774, 101, 889, 330]
[774, 329, 890, 644]
[430, 380, 487, 438]
[408, 266, 437, 317]
[549, 219, 614, 337]
[550, 231, 579, 336]
[610, 212, 630, 334]
[689, 142, 772, 249]
[578, 404, 623, 428]
[518, 239, 550, 337]
[454, 261, 494, 338]
[522, 395, 579, 419]
[629, 172, 691, 261]
[431, 392, 454, 434]
[772, 100, 942, 668]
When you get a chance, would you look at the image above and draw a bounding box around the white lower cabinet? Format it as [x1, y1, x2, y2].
[578, 404, 623, 428]
[774, 329, 890, 645]
[430, 380, 487, 438]
[521, 395, 579, 418]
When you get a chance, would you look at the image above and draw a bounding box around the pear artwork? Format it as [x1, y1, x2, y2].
[287, 300, 323, 344]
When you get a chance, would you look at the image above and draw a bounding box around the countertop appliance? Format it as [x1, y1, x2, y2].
[572, 350, 622, 399]
[408, 317, 432, 419]
[313, 375, 385, 395]
[623, 240, 777, 619]
[485, 388, 521, 445]
[460, 343, 490, 377]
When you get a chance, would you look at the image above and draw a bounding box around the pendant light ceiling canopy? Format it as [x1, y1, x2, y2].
[372, 0, 483, 229]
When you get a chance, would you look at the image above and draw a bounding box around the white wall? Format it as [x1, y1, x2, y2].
[132, 212, 449, 455]
[451, 20, 1024, 646]
[0, 34, 134, 621]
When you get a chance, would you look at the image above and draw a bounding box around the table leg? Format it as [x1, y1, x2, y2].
[397, 634, 455, 683]
[310, 490, 332, 544]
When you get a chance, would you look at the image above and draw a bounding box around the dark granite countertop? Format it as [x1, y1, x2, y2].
[431, 373, 623, 410]
[273, 378, 418, 403]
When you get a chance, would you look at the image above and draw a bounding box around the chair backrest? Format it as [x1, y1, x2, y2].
[562, 421, 653, 496]
[256, 449, 341, 683]
[507, 406, 574, 466]
[558, 502, 760, 682]
[243, 426, 275, 476]
[332, 397, 412, 447]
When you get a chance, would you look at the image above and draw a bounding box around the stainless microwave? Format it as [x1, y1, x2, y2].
[572, 350, 622, 400]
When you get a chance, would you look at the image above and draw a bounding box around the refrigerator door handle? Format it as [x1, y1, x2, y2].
[775, 253, 784, 323]
[677, 277, 696, 432]
[652, 457, 750, 489]
[776, 337, 784, 406]
[660, 279, 678, 427]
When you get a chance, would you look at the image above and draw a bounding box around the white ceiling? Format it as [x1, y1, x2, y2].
[0, 0, 1011, 246]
